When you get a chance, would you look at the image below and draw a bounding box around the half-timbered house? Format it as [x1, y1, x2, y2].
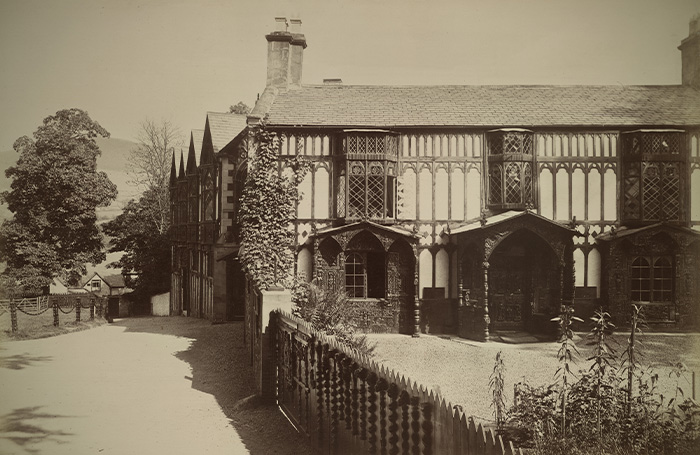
[171, 17, 700, 339]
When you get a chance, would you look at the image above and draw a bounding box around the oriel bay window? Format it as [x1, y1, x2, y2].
[622, 130, 685, 223]
[487, 129, 535, 209]
[337, 132, 398, 221]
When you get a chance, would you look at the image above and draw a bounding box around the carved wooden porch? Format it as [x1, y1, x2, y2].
[597, 223, 700, 329]
[450, 210, 576, 341]
[310, 221, 420, 335]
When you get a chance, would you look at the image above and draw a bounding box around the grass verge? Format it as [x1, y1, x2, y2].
[0, 308, 107, 341]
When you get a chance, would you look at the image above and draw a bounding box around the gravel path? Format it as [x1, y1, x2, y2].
[366, 332, 700, 425]
[0, 316, 311, 455]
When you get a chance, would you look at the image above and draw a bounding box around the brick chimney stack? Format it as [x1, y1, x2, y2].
[679, 14, 700, 88]
[265, 17, 306, 90]
[288, 18, 307, 88]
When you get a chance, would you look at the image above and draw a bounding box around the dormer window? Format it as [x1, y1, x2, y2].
[621, 130, 685, 223]
[487, 129, 535, 209]
[337, 131, 398, 221]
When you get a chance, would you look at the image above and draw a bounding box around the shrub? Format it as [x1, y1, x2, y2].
[292, 280, 376, 357]
[506, 305, 700, 455]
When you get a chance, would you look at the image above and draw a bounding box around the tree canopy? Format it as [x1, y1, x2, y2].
[229, 101, 251, 115]
[103, 119, 179, 298]
[0, 108, 117, 293]
[103, 188, 171, 297]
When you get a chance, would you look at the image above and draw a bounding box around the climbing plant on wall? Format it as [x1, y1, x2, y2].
[239, 120, 310, 290]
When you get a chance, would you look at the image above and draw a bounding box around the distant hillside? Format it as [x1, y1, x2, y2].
[0, 137, 140, 223]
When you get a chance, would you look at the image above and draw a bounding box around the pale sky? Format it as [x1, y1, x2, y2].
[1, 0, 698, 153]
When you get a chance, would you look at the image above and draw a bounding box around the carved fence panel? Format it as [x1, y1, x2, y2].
[271, 311, 522, 455]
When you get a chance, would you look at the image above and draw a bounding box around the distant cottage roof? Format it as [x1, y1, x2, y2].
[206, 112, 247, 152]
[264, 84, 700, 128]
[102, 274, 126, 288]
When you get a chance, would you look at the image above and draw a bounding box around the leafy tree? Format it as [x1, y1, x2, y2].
[104, 119, 180, 297]
[0, 109, 117, 293]
[229, 101, 251, 115]
[103, 188, 170, 297]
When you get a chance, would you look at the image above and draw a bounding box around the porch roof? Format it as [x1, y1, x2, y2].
[312, 221, 419, 240]
[450, 210, 576, 235]
[596, 222, 700, 242]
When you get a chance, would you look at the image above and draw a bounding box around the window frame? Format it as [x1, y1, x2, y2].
[621, 130, 686, 223]
[630, 255, 674, 304]
[345, 252, 366, 298]
[486, 129, 536, 210]
[338, 132, 398, 222]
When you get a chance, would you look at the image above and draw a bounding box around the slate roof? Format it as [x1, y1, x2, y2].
[102, 274, 126, 288]
[265, 84, 700, 128]
[450, 210, 574, 235]
[313, 220, 419, 239]
[206, 112, 247, 152]
[596, 222, 700, 241]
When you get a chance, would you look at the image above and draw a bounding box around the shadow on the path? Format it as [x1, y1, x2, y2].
[114, 317, 310, 455]
[0, 353, 52, 370]
[0, 406, 75, 454]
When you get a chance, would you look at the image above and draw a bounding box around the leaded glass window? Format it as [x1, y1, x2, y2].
[487, 130, 535, 209]
[340, 132, 398, 221]
[622, 131, 685, 222]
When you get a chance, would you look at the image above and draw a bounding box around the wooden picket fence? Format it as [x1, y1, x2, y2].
[270, 310, 522, 455]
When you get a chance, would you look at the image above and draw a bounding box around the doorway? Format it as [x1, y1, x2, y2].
[488, 229, 560, 333]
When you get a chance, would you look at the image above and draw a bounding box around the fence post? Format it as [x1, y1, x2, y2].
[10, 300, 18, 333]
[90, 297, 95, 320]
[75, 297, 81, 322]
[53, 301, 59, 327]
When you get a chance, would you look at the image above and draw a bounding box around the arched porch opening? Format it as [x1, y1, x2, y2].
[488, 229, 560, 333]
[311, 222, 419, 334]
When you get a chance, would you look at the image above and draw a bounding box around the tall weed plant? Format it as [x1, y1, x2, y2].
[504, 305, 700, 455]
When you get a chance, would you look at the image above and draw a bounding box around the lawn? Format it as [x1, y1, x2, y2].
[0, 305, 107, 341]
[366, 331, 700, 425]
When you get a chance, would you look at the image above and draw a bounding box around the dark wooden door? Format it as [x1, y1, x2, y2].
[108, 296, 120, 318]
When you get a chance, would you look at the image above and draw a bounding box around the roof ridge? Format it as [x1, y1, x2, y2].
[300, 83, 690, 89]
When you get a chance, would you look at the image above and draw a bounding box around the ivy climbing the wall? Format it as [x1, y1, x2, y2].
[238, 121, 310, 290]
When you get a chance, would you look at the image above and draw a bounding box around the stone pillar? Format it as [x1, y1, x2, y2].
[10, 301, 17, 333]
[212, 248, 228, 323]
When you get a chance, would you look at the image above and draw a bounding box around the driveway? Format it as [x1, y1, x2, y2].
[0, 317, 310, 455]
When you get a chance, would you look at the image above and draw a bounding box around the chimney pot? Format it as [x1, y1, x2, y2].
[275, 16, 287, 32]
[289, 18, 302, 34]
